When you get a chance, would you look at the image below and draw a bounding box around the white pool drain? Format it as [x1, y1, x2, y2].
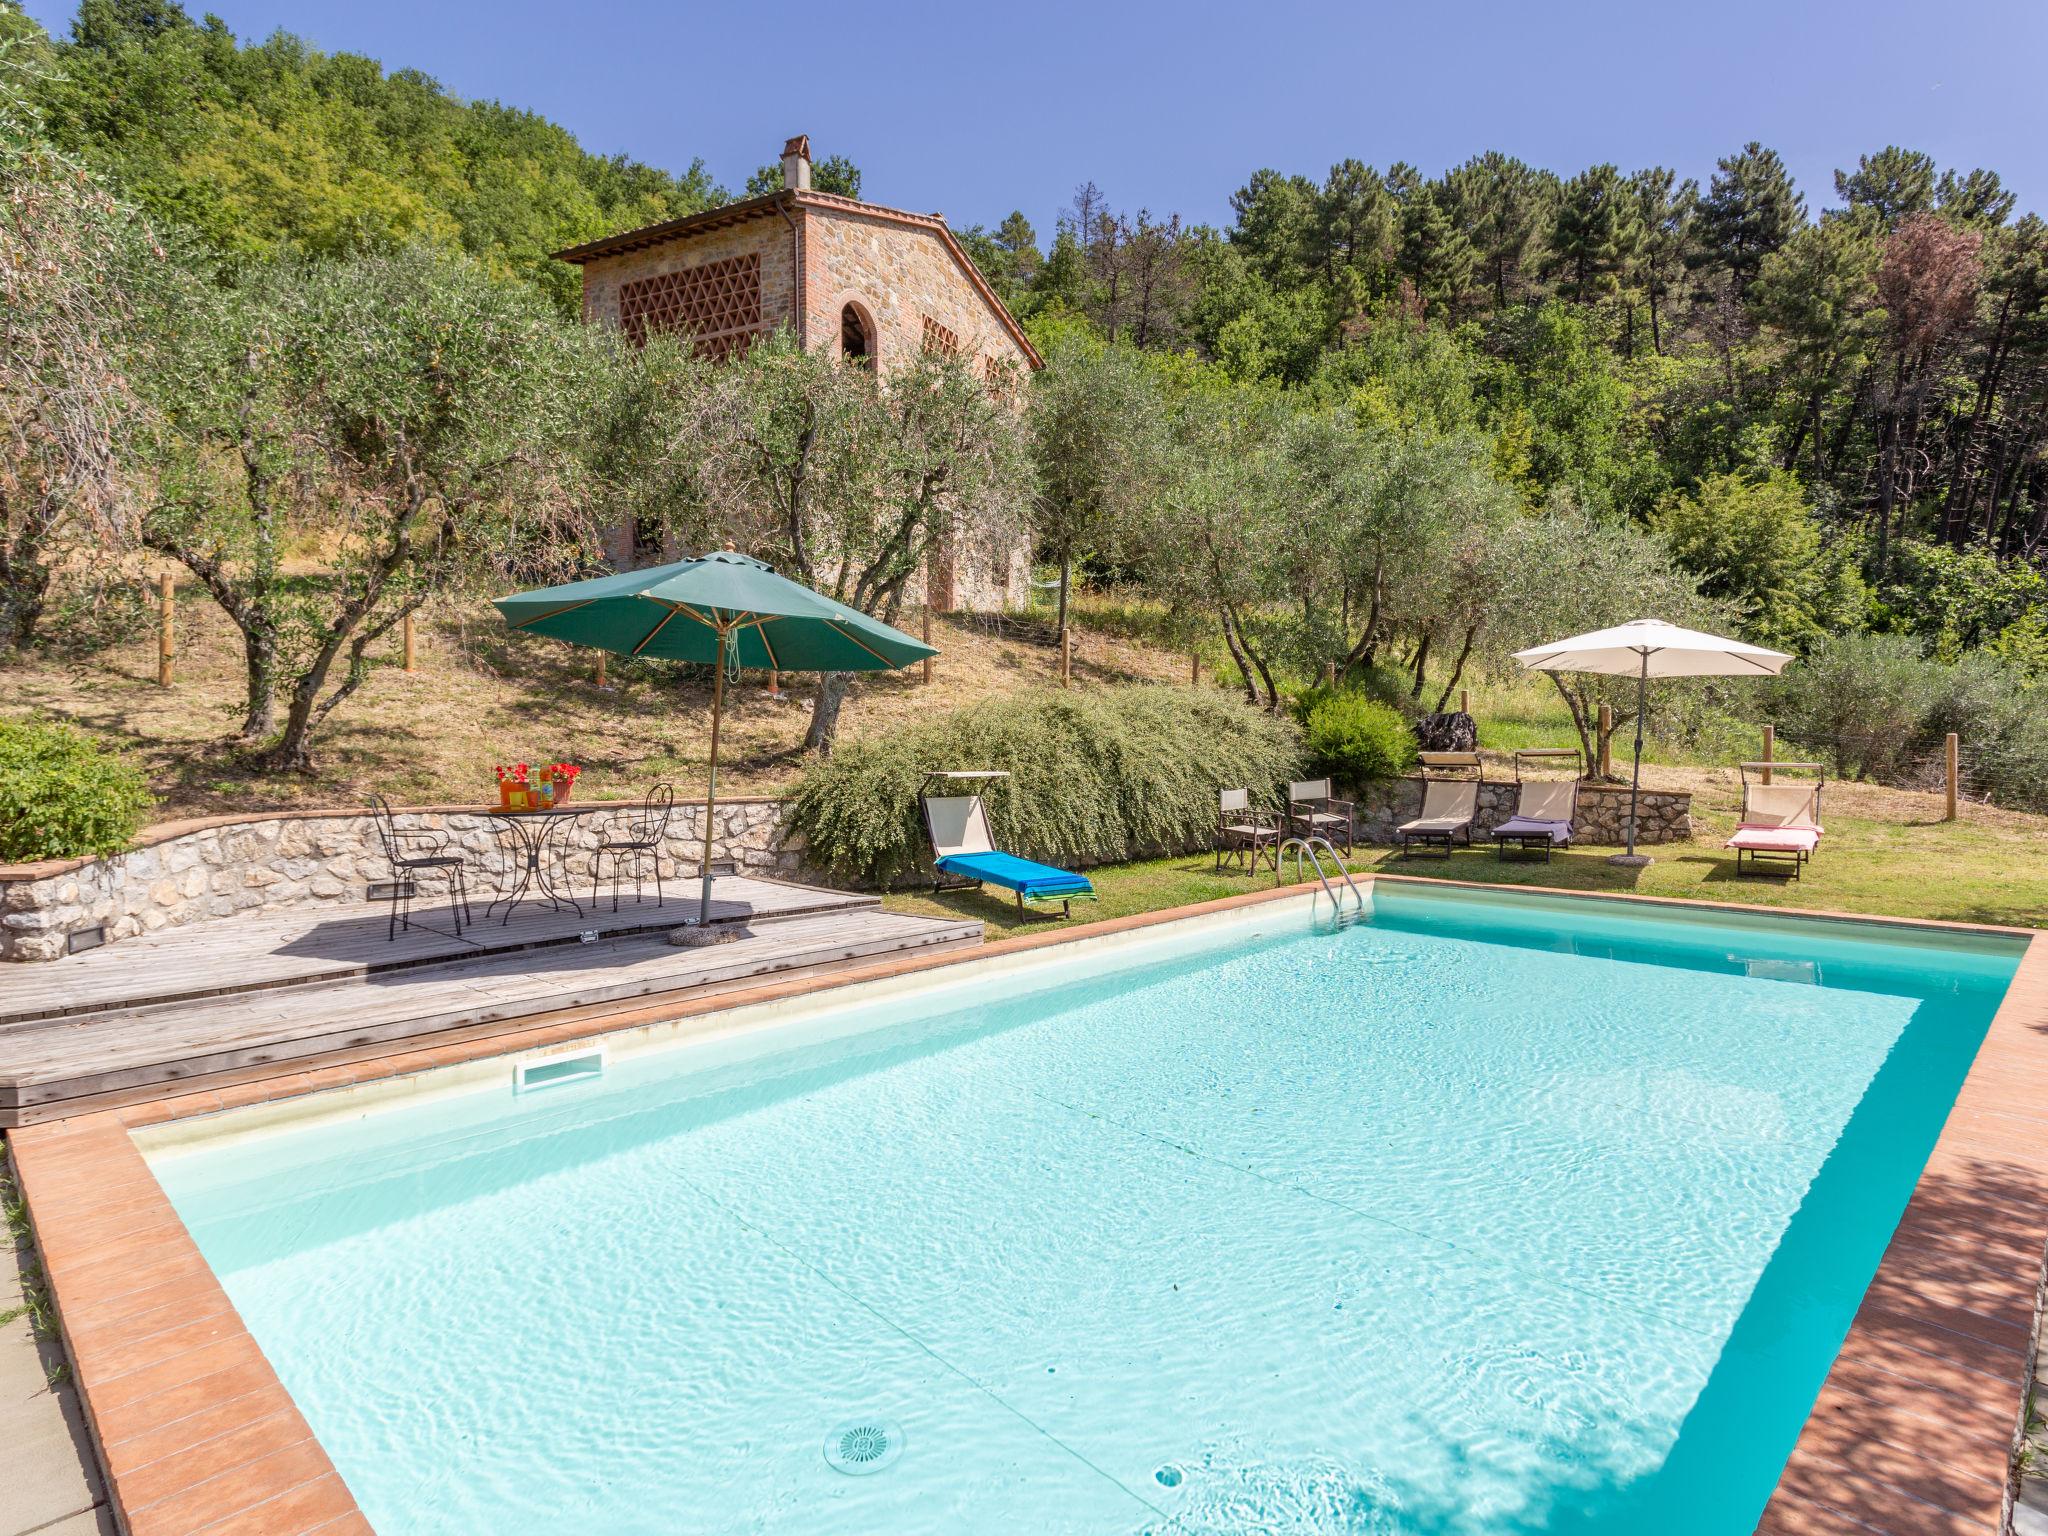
[823, 1420, 905, 1475]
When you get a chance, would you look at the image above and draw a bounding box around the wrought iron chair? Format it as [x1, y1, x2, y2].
[367, 794, 472, 941]
[593, 784, 676, 912]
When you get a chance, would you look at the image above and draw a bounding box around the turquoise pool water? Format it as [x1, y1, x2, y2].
[148, 888, 2022, 1535]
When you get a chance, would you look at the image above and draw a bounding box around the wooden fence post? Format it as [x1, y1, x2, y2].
[157, 573, 174, 688]
[1458, 688, 1469, 716]
[595, 652, 607, 689]
[1761, 723, 1774, 785]
[1946, 732, 1959, 821]
[1189, 652, 1200, 685]
[401, 611, 416, 674]
[922, 605, 933, 686]
[1596, 703, 1612, 778]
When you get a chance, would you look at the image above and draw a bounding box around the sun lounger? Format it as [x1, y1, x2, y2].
[1398, 779, 1480, 859]
[1727, 764, 1825, 878]
[921, 771, 1096, 918]
[1492, 780, 1579, 861]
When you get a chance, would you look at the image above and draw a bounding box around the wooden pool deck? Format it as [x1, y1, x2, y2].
[0, 877, 981, 1126]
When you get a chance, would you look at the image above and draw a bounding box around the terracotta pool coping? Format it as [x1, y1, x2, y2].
[11, 877, 2046, 1534]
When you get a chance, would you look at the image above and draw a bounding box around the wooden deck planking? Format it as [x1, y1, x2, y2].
[0, 909, 979, 1122]
[0, 876, 875, 1024]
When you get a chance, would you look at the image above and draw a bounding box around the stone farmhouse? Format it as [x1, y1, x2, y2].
[555, 135, 1042, 612]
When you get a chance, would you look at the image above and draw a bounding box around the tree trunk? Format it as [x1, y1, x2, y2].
[804, 670, 849, 753]
[234, 612, 280, 741]
[1055, 551, 1071, 677]
[1408, 631, 1431, 698]
[0, 558, 49, 651]
[0, 513, 51, 651]
[1548, 673, 1598, 772]
[1217, 608, 1259, 707]
[1432, 624, 1478, 715]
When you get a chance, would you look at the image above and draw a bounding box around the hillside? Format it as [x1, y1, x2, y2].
[2, 1, 721, 312]
[0, 582, 1191, 819]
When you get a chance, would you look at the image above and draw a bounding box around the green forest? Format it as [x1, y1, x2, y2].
[5, 0, 2047, 817]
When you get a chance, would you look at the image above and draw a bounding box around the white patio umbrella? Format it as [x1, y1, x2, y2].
[1512, 619, 1792, 863]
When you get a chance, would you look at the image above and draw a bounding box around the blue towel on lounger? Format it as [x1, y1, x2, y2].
[936, 851, 1094, 900]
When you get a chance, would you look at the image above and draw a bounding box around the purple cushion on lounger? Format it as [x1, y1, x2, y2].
[1492, 816, 1573, 844]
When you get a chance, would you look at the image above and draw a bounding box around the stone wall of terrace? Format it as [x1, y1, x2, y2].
[1345, 777, 1693, 847]
[0, 800, 806, 963]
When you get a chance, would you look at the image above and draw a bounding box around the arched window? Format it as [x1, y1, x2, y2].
[840, 302, 873, 366]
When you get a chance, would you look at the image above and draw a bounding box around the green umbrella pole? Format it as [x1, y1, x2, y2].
[697, 634, 727, 927]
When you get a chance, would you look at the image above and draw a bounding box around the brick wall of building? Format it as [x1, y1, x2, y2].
[578, 213, 796, 338]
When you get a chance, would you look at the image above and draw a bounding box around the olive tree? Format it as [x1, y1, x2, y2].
[1486, 497, 1730, 769]
[137, 244, 594, 769]
[1141, 385, 1298, 710]
[0, 50, 143, 649]
[693, 333, 1030, 750]
[1026, 323, 1167, 663]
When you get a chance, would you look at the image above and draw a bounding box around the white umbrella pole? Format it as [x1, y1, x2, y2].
[696, 635, 727, 928]
[1626, 654, 1647, 858]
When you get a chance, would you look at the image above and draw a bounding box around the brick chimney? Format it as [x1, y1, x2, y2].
[780, 135, 812, 192]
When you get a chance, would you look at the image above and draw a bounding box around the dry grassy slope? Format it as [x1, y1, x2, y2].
[0, 589, 1190, 821]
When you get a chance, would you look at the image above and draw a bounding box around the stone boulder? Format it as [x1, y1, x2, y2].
[1414, 711, 1478, 754]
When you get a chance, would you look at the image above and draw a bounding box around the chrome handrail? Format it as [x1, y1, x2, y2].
[1278, 835, 1367, 917]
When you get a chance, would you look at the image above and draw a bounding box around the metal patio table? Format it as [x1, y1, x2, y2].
[482, 804, 593, 924]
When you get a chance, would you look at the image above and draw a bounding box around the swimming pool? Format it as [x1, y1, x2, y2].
[145, 886, 2023, 1535]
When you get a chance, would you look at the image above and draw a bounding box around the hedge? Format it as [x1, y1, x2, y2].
[0, 718, 154, 862]
[789, 685, 1302, 887]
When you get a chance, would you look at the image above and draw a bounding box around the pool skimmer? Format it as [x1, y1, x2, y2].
[824, 1419, 904, 1476]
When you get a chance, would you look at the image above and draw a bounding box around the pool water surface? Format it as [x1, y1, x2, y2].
[147, 887, 2022, 1534]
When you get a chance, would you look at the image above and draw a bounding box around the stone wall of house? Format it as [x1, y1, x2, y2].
[1344, 778, 1693, 847]
[0, 801, 807, 963]
[800, 204, 1034, 614]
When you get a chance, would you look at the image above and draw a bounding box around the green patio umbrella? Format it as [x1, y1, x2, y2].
[493, 550, 935, 934]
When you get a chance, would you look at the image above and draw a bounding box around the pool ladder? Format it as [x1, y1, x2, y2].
[1278, 836, 1368, 919]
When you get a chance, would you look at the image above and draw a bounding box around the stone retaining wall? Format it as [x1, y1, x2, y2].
[1347, 778, 1692, 847]
[0, 800, 805, 963]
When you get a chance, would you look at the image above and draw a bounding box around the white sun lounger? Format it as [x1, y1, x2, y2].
[1397, 777, 1480, 859]
[1726, 765, 1825, 878]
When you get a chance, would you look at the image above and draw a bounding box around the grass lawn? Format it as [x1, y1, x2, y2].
[884, 775, 2048, 934]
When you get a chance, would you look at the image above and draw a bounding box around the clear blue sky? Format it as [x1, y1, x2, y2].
[24, 0, 2048, 236]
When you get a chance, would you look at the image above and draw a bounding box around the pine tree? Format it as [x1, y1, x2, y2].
[1398, 188, 1475, 317]
[1695, 142, 1806, 296]
[1548, 164, 1639, 304]
[1833, 147, 1935, 228]
[1936, 168, 2016, 228]
[1629, 167, 1696, 354]
[1442, 151, 1547, 308]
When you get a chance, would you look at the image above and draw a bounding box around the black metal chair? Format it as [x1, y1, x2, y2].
[593, 784, 676, 913]
[367, 794, 472, 940]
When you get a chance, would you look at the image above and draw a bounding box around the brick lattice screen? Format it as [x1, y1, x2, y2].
[620, 254, 765, 357]
[921, 315, 960, 356]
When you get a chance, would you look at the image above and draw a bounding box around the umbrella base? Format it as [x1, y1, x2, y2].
[1607, 853, 1652, 869]
[668, 924, 749, 948]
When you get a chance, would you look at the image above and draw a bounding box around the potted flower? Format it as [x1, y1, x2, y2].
[495, 763, 535, 812]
